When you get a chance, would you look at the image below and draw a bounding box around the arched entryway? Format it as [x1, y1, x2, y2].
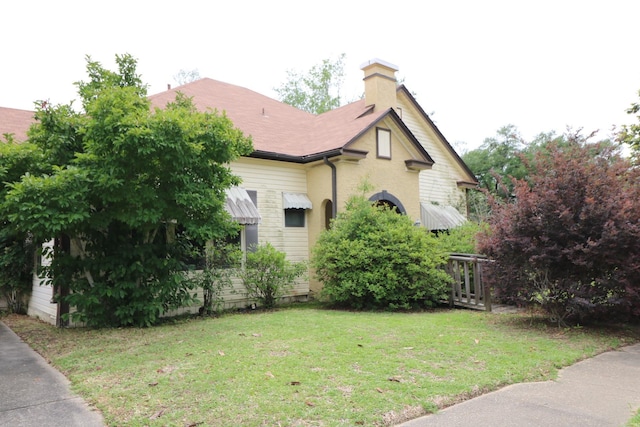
[368, 190, 406, 214]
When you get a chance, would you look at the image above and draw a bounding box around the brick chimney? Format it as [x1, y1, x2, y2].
[361, 59, 399, 112]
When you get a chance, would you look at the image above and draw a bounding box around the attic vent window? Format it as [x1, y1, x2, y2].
[377, 128, 391, 159]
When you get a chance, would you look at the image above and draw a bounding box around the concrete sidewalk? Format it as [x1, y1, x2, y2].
[398, 343, 640, 427]
[0, 321, 104, 427]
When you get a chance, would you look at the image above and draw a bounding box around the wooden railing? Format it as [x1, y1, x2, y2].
[446, 253, 492, 311]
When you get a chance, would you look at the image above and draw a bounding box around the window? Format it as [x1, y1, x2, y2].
[324, 199, 334, 230]
[285, 209, 306, 227]
[377, 128, 391, 159]
[245, 190, 259, 252]
[282, 192, 312, 228]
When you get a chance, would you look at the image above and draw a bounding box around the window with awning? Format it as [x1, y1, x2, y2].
[225, 187, 261, 225]
[420, 203, 467, 231]
[283, 192, 312, 227]
[283, 192, 313, 210]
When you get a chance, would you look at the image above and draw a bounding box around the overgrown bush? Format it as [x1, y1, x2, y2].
[435, 221, 487, 255]
[240, 243, 306, 309]
[0, 137, 46, 314]
[312, 194, 451, 310]
[478, 139, 640, 325]
[191, 238, 242, 316]
[0, 230, 35, 314]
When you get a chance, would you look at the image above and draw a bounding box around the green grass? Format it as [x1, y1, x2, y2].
[629, 409, 640, 427]
[4, 305, 639, 426]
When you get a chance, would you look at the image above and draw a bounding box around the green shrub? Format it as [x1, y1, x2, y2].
[435, 221, 487, 255]
[240, 243, 306, 309]
[0, 230, 35, 314]
[312, 194, 452, 310]
[192, 238, 242, 316]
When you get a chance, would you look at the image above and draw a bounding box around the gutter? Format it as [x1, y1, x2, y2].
[250, 149, 343, 164]
[323, 156, 337, 218]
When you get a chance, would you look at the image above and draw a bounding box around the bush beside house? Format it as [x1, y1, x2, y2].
[312, 190, 452, 310]
[479, 140, 640, 325]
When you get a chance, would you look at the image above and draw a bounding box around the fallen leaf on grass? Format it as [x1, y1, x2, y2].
[252, 333, 262, 337]
[474, 339, 480, 344]
[186, 423, 203, 427]
[148, 381, 159, 387]
[218, 350, 225, 356]
[376, 387, 384, 393]
[403, 347, 414, 350]
[305, 401, 315, 407]
[388, 376, 402, 383]
[265, 372, 275, 379]
[149, 409, 165, 420]
[290, 381, 301, 386]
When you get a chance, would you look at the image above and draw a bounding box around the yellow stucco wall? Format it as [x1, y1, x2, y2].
[304, 117, 426, 293]
[336, 120, 423, 222]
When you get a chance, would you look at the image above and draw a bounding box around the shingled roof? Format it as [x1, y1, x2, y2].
[148, 78, 392, 160]
[0, 84, 391, 160]
[0, 77, 437, 167]
[0, 107, 35, 142]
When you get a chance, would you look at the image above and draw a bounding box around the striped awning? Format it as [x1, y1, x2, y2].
[420, 203, 467, 230]
[225, 187, 261, 225]
[283, 192, 312, 209]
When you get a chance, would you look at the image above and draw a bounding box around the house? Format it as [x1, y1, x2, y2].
[150, 59, 476, 294]
[0, 59, 477, 324]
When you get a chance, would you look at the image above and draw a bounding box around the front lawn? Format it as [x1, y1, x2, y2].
[3, 305, 638, 426]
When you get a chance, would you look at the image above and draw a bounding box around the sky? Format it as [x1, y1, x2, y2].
[2, 0, 640, 152]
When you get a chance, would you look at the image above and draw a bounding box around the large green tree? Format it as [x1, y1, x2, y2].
[274, 54, 346, 114]
[4, 54, 253, 327]
[0, 136, 47, 313]
[619, 87, 640, 162]
[462, 125, 529, 197]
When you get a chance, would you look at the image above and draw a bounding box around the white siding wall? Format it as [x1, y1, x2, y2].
[232, 158, 310, 254]
[398, 99, 467, 210]
[27, 277, 56, 325]
[230, 158, 310, 301]
[27, 240, 57, 325]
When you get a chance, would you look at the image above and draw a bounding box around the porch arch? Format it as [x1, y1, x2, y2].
[368, 190, 406, 214]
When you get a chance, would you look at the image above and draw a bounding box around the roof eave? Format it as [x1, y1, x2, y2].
[248, 148, 344, 164]
[457, 180, 479, 189]
[405, 159, 433, 171]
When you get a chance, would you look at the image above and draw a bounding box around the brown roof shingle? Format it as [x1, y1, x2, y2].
[1, 79, 428, 164]
[0, 107, 35, 142]
[148, 78, 387, 159]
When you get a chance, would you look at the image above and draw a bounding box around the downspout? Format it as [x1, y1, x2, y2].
[323, 156, 337, 218]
